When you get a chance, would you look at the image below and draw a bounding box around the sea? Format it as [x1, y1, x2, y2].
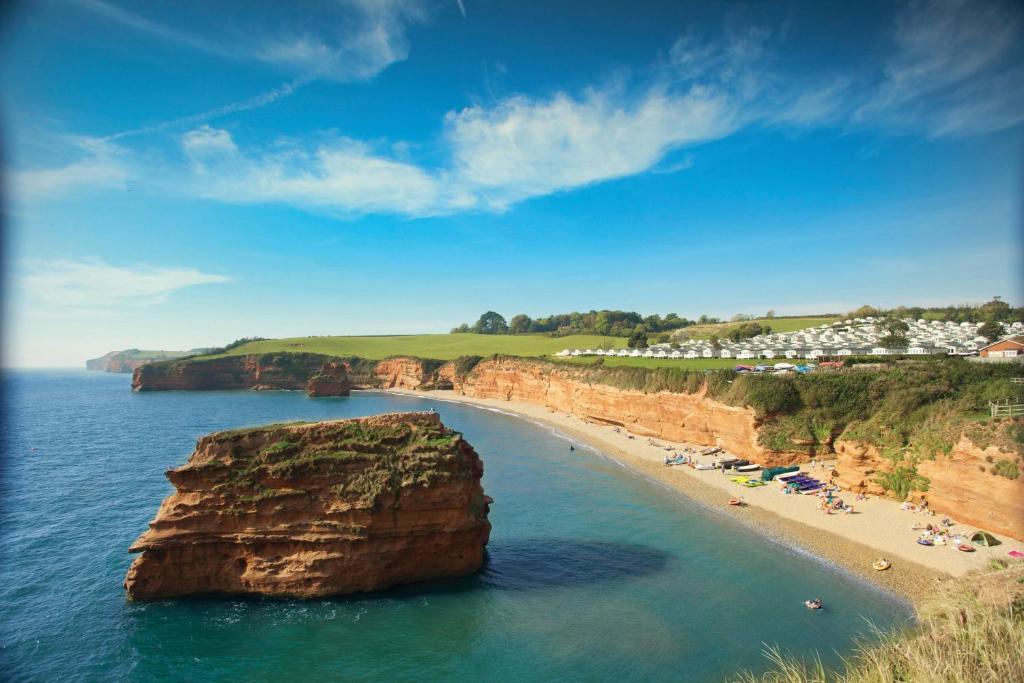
[0, 370, 911, 682]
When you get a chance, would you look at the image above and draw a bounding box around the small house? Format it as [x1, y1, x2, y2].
[979, 336, 1024, 358]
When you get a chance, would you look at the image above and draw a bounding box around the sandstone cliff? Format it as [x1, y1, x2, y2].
[133, 353, 352, 393]
[133, 354, 437, 394]
[835, 438, 1024, 540]
[125, 412, 491, 600]
[444, 356, 802, 467]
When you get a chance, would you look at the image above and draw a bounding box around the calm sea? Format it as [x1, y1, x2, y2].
[0, 370, 910, 682]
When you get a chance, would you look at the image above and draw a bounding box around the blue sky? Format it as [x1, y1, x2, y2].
[3, 0, 1023, 366]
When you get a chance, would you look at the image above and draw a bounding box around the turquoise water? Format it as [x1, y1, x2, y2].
[1, 370, 910, 682]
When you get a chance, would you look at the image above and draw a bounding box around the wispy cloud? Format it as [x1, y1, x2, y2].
[857, 0, 1024, 135]
[21, 1, 1024, 218]
[8, 138, 128, 200]
[180, 125, 466, 217]
[104, 76, 313, 142]
[445, 86, 736, 209]
[21, 258, 229, 312]
[72, 0, 428, 82]
[174, 81, 738, 217]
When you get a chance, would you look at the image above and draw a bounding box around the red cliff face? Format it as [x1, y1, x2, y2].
[133, 354, 350, 393]
[835, 437, 1024, 540]
[373, 357, 438, 390]
[307, 361, 351, 397]
[444, 357, 803, 466]
[124, 412, 491, 600]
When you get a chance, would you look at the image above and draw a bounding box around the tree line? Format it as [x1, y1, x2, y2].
[844, 298, 1022, 324]
[450, 310, 720, 337]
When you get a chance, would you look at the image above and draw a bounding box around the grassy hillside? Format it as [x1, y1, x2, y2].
[674, 316, 838, 340]
[558, 356, 757, 370]
[197, 333, 626, 361]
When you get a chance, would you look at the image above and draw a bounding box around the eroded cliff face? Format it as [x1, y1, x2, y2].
[444, 357, 802, 466]
[835, 437, 1024, 539]
[133, 354, 350, 393]
[125, 412, 491, 600]
[373, 357, 439, 390]
[307, 361, 351, 397]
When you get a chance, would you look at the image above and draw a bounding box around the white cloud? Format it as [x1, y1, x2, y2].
[8, 138, 128, 200]
[858, 0, 1024, 135]
[174, 83, 738, 216]
[21, 258, 229, 311]
[181, 127, 466, 216]
[72, 0, 428, 82]
[445, 87, 736, 209]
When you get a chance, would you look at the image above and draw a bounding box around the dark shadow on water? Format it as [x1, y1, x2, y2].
[135, 539, 674, 610]
[476, 538, 674, 591]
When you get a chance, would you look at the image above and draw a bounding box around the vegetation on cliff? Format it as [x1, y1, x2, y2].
[192, 415, 477, 510]
[530, 356, 1022, 498]
[734, 561, 1024, 683]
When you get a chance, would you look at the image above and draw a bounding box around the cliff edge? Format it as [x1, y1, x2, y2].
[125, 412, 491, 600]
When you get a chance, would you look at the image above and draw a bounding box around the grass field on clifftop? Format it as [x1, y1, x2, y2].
[674, 316, 838, 340]
[198, 334, 628, 361]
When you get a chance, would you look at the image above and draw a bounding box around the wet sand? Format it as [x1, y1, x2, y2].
[386, 389, 1024, 607]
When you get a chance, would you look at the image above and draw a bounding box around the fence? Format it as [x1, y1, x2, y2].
[990, 398, 1024, 418]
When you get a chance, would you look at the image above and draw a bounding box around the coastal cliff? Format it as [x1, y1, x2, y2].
[131, 352, 1023, 541]
[125, 412, 491, 600]
[132, 354, 435, 394]
[835, 438, 1024, 539]
[445, 356, 802, 465]
[88, 349, 193, 373]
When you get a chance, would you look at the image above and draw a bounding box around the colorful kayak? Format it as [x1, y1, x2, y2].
[958, 544, 975, 553]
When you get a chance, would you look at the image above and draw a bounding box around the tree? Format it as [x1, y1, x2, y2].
[765, 310, 776, 318]
[978, 321, 1003, 342]
[508, 314, 532, 334]
[709, 334, 722, 350]
[879, 333, 909, 350]
[883, 318, 910, 335]
[655, 333, 670, 344]
[627, 330, 648, 349]
[450, 323, 470, 334]
[473, 311, 509, 335]
[980, 296, 1012, 322]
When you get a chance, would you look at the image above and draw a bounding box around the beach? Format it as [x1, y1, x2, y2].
[387, 389, 1024, 606]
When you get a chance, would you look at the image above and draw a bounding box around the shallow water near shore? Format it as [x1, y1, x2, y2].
[1, 370, 911, 682]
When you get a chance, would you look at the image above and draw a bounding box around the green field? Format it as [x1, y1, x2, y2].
[200, 333, 627, 361]
[556, 356, 763, 370]
[673, 316, 838, 340]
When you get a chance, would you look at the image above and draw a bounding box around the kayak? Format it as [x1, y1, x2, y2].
[917, 539, 934, 546]
[728, 498, 745, 506]
[958, 544, 975, 553]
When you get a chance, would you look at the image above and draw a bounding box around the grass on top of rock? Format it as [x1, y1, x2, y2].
[198, 418, 473, 510]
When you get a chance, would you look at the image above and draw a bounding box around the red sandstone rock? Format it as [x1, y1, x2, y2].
[124, 412, 491, 600]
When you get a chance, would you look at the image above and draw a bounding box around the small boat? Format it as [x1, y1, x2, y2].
[957, 544, 975, 553]
[694, 463, 716, 470]
[736, 464, 761, 472]
[728, 498, 745, 506]
[701, 446, 722, 456]
[872, 559, 891, 571]
[917, 538, 934, 546]
[804, 599, 823, 610]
